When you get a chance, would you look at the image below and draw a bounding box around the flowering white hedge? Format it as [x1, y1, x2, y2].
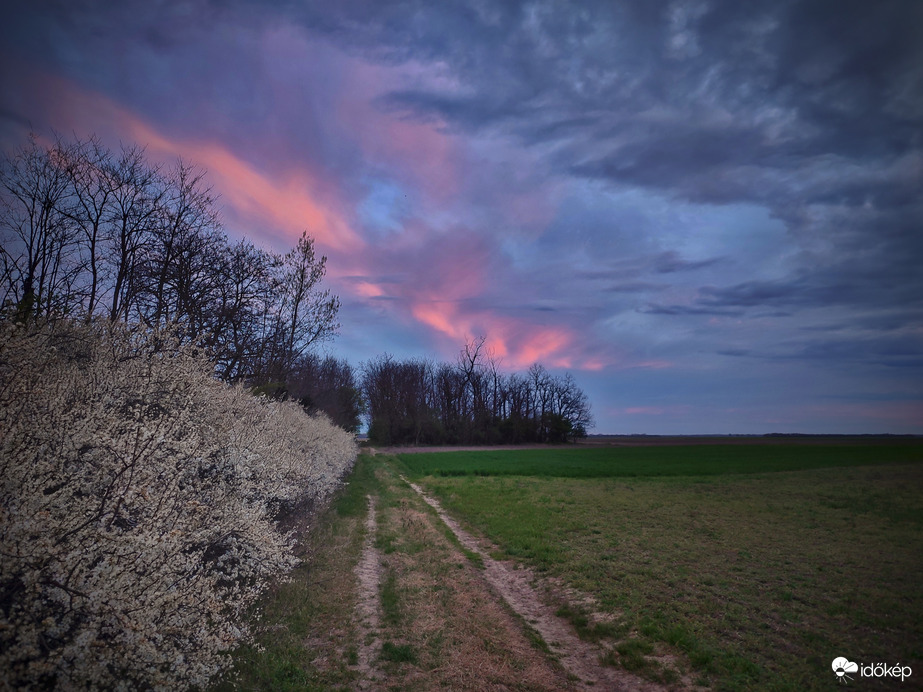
[0, 320, 357, 690]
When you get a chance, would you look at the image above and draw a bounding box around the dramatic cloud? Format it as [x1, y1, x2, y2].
[2, 0, 920, 432]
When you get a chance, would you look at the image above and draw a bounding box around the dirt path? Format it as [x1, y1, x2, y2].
[402, 477, 667, 692]
[353, 495, 384, 689]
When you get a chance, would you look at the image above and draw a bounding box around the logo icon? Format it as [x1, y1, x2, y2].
[832, 657, 858, 683]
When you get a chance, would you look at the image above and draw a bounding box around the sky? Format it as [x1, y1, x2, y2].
[1, 0, 921, 434]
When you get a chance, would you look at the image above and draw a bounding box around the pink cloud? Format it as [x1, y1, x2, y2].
[517, 328, 574, 367]
[408, 292, 606, 372]
[123, 118, 363, 252]
[355, 229, 588, 370]
[353, 281, 386, 299]
[411, 304, 572, 369]
[330, 222, 622, 372]
[6, 65, 362, 254]
[413, 304, 581, 370]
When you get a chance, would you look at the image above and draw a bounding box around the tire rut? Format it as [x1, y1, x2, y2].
[403, 478, 668, 692]
[354, 494, 385, 689]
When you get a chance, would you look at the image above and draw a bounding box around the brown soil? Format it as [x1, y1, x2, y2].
[374, 489, 574, 690]
[353, 495, 384, 688]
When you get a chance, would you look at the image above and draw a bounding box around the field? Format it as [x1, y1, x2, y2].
[399, 441, 923, 478]
[219, 440, 923, 691]
[403, 441, 923, 690]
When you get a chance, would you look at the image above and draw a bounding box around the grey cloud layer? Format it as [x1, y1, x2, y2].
[287, 0, 922, 325]
[3, 0, 920, 431]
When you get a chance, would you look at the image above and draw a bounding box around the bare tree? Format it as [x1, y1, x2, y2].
[0, 135, 82, 319]
[211, 239, 279, 382]
[102, 144, 162, 322]
[138, 160, 222, 330]
[1, 133, 345, 412]
[528, 363, 552, 441]
[288, 353, 364, 432]
[60, 136, 115, 318]
[271, 230, 340, 378]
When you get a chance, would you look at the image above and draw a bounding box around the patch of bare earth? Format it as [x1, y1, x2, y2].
[374, 482, 575, 690]
[354, 495, 385, 688]
[404, 478, 670, 691]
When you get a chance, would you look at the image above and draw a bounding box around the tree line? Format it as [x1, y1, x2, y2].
[362, 337, 593, 445]
[0, 134, 342, 403]
[1, 134, 592, 442]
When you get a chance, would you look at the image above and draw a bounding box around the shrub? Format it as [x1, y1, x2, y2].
[0, 320, 356, 690]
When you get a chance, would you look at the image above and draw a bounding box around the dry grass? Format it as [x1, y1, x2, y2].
[371, 462, 574, 690]
[217, 455, 575, 690]
[212, 460, 379, 691]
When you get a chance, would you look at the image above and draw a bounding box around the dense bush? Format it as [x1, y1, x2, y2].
[0, 320, 357, 689]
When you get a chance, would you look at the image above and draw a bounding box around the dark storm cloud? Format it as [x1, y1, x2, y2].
[284, 0, 923, 311]
[793, 335, 923, 368]
[852, 310, 923, 333]
[699, 278, 832, 308]
[605, 282, 663, 294]
[653, 252, 724, 274]
[726, 334, 923, 370]
[697, 250, 923, 315]
[290, 1, 922, 163]
[579, 251, 726, 282]
[640, 303, 743, 317]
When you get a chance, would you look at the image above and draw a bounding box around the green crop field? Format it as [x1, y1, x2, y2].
[403, 443, 923, 691]
[400, 442, 923, 478]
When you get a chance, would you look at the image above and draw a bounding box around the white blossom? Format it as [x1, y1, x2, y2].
[0, 320, 357, 689]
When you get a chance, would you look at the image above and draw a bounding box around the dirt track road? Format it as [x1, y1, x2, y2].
[401, 476, 668, 691]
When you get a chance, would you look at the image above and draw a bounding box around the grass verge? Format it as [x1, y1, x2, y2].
[211, 454, 380, 691]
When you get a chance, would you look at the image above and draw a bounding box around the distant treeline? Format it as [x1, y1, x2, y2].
[362, 338, 593, 445]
